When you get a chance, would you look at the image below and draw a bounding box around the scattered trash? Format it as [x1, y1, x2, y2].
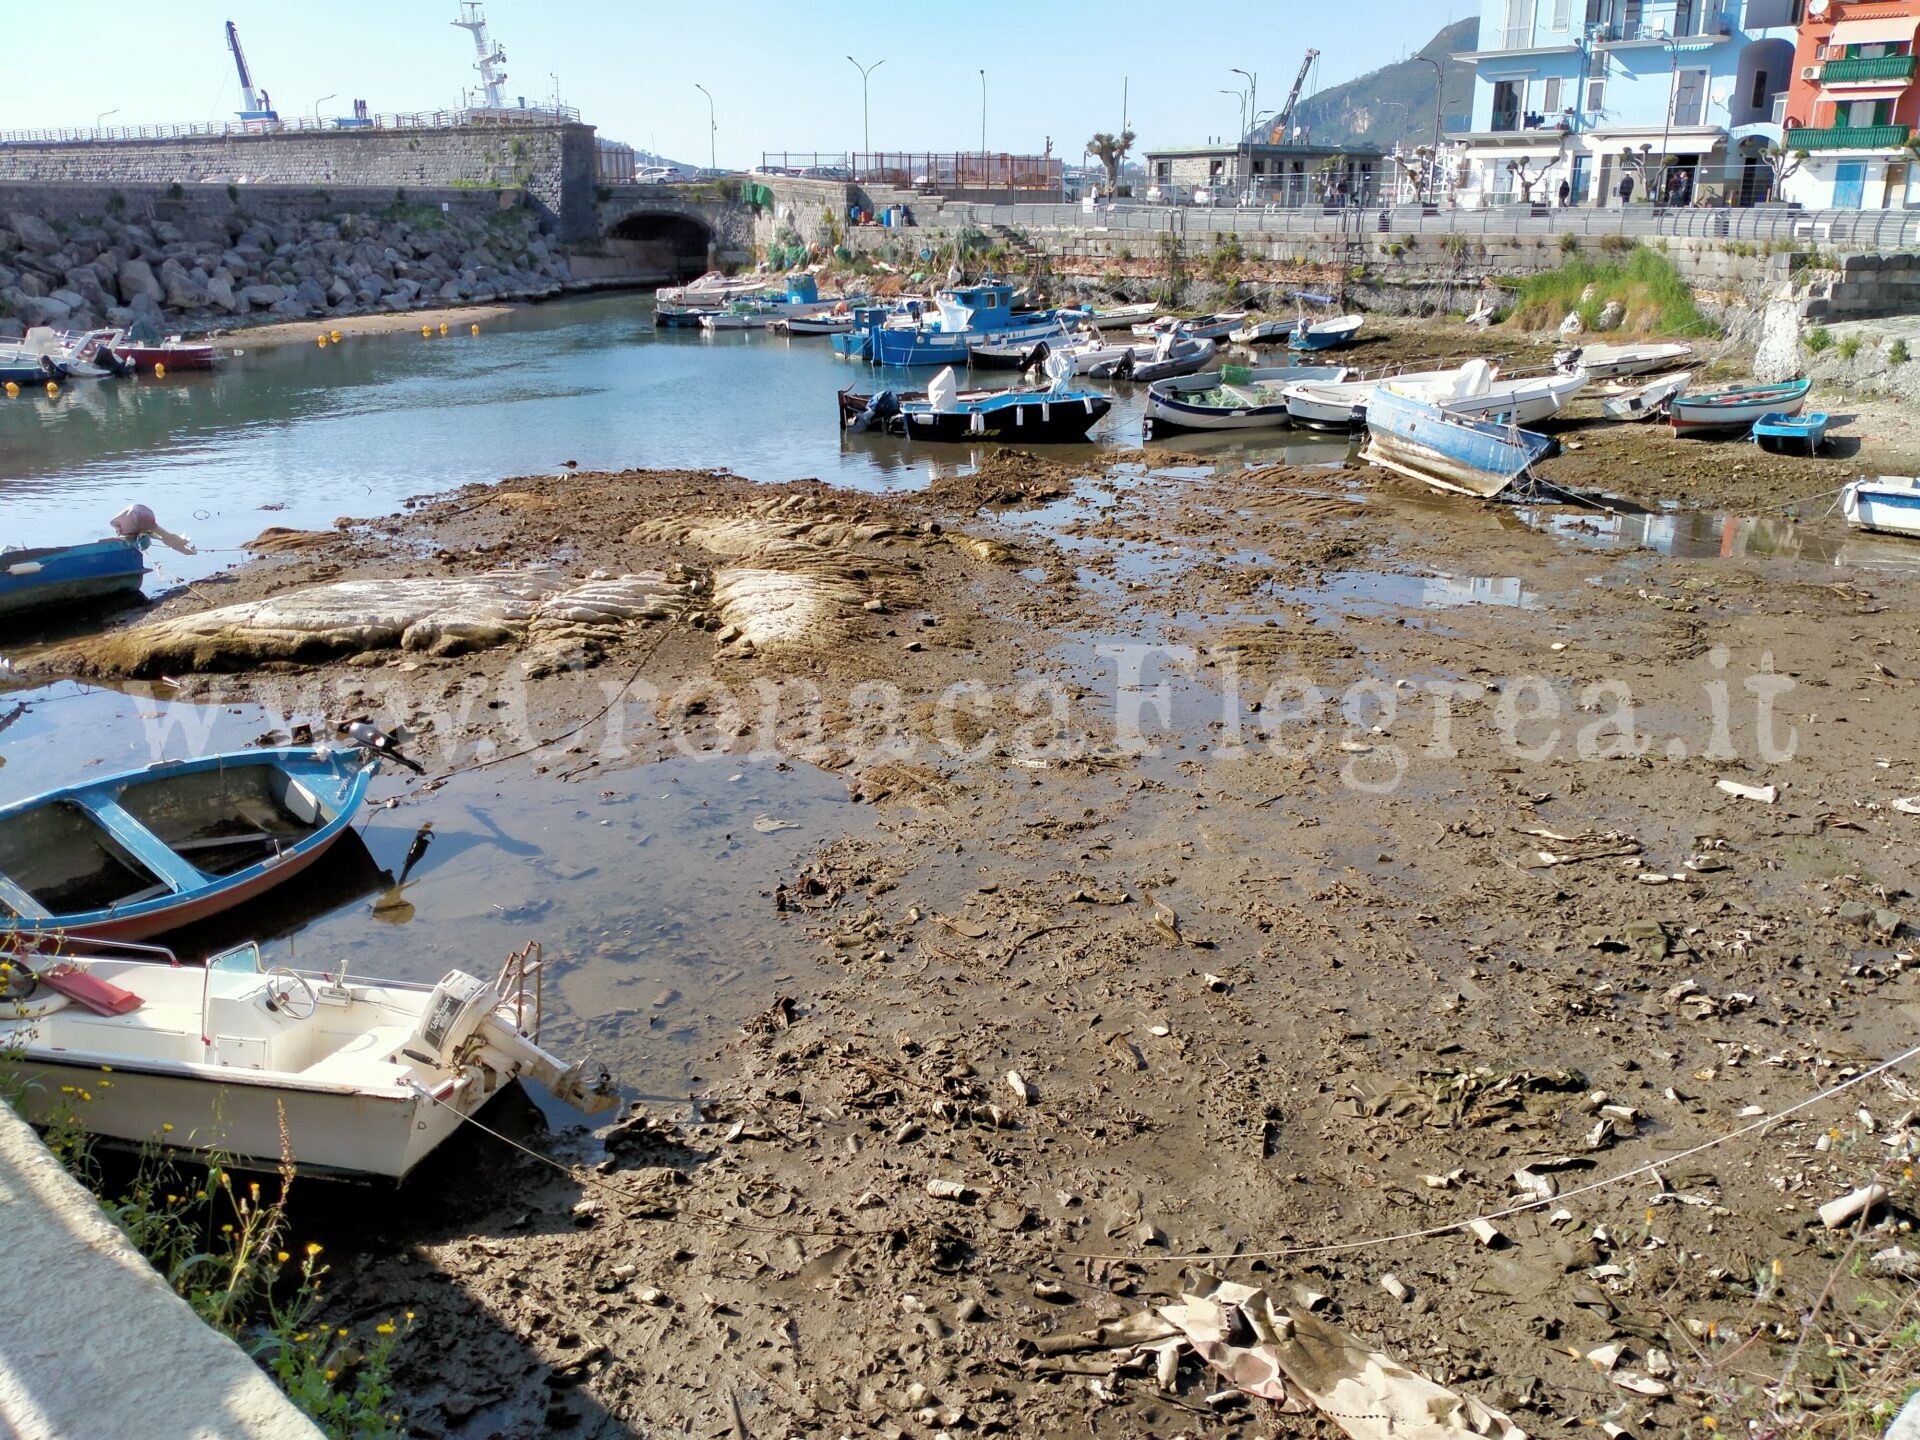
[1893, 796, 1920, 816]
[1610, 1371, 1669, 1398]
[1379, 1273, 1412, 1303]
[1715, 779, 1778, 804]
[926, 1178, 975, 1202]
[1818, 1183, 1888, 1229]
[1585, 1342, 1626, 1371]
[1467, 1218, 1505, 1248]
[1006, 1070, 1034, 1106]
[752, 815, 800, 833]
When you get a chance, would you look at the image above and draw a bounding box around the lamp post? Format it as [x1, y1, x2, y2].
[1220, 89, 1249, 142]
[95, 108, 119, 134]
[847, 56, 884, 180]
[1413, 55, 1444, 151]
[314, 94, 336, 128]
[1231, 68, 1258, 136]
[979, 69, 987, 156]
[695, 83, 716, 176]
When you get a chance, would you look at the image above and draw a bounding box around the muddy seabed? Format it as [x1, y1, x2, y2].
[37, 403, 1920, 1438]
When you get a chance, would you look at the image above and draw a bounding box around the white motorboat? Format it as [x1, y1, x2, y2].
[0, 938, 616, 1181]
[1082, 334, 1218, 382]
[778, 312, 856, 335]
[1132, 311, 1249, 341]
[1554, 341, 1694, 379]
[656, 270, 770, 307]
[1283, 367, 1466, 429]
[1841, 476, 1920, 539]
[1286, 361, 1584, 430]
[1602, 371, 1692, 422]
[1142, 363, 1352, 437]
[1068, 302, 1160, 332]
[15, 326, 133, 379]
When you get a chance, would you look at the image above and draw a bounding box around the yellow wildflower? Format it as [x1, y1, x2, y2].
[405, 1311, 415, 1322]
[336, 1327, 348, 1337]
[221, 1224, 233, 1234]
[323, 1370, 336, 1383]
[376, 1322, 396, 1336]
[306, 1242, 322, 1257]
[161, 1123, 174, 1133]
[276, 1251, 289, 1264]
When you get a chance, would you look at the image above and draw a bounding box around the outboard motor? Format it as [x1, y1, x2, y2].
[1112, 349, 1135, 380]
[1019, 340, 1051, 375]
[405, 969, 616, 1113]
[849, 389, 901, 434]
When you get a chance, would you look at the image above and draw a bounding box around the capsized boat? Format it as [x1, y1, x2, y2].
[1554, 341, 1694, 379]
[0, 748, 377, 942]
[1362, 383, 1553, 499]
[1752, 411, 1828, 454]
[1670, 378, 1811, 437]
[1143, 363, 1352, 438]
[0, 937, 617, 1181]
[1602, 371, 1691, 422]
[839, 360, 1111, 443]
[1841, 476, 1920, 538]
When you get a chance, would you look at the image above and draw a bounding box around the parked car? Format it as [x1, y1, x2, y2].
[637, 166, 684, 185]
[1145, 183, 1188, 205]
[1190, 186, 1220, 207]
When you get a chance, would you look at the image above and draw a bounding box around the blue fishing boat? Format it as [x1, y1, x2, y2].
[1284, 293, 1365, 352]
[0, 537, 148, 620]
[839, 362, 1111, 443]
[846, 282, 1081, 368]
[1752, 410, 1828, 454]
[0, 747, 378, 942]
[1842, 476, 1920, 539]
[1362, 383, 1553, 498]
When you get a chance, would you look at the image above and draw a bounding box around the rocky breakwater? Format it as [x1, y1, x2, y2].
[0, 201, 572, 339]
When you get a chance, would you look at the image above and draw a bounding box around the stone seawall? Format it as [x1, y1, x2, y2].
[0, 185, 571, 339]
[0, 122, 599, 238]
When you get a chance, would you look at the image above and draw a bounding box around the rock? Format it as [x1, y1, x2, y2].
[115, 257, 164, 305]
[1558, 311, 1584, 338]
[15, 294, 73, 329]
[10, 213, 60, 251]
[1753, 287, 1803, 384]
[1887, 1389, 1920, 1440]
[1595, 299, 1626, 332]
[204, 273, 239, 312]
[239, 283, 287, 309]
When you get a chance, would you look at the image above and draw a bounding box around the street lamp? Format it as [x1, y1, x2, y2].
[314, 93, 336, 127]
[847, 56, 884, 179]
[694, 83, 716, 176]
[1412, 55, 1444, 151]
[979, 69, 987, 156]
[95, 108, 119, 134]
[1231, 68, 1258, 135]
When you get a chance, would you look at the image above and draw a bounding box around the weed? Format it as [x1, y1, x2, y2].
[1837, 334, 1862, 361]
[1505, 245, 1716, 336]
[1806, 325, 1834, 353]
[1890, 338, 1909, 365]
[1598, 233, 1635, 254]
[1559, 231, 1581, 254]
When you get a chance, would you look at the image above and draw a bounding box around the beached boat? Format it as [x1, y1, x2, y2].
[0, 537, 147, 619]
[1362, 383, 1554, 499]
[1288, 312, 1364, 352]
[1670, 378, 1811, 437]
[1067, 301, 1159, 332]
[1602, 371, 1691, 422]
[0, 937, 616, 1181]
[1841, 476, 1920, 538]
[1284, 361, 1584, 431]
[1133, 311, 1250, 342]
[1084, 335, 1218, 382]
[1554, 341, 1694, 379]
[839, 362, 1111, 443]
[1752, 411, 1828, 454]
[0, 748, 377, 942]
[1282, 366, 1468, 430]
[1142, 364, 1351, 438]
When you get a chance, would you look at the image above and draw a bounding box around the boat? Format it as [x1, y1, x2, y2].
[15, 326, 134, 379]
[1227, 318, 1297, 346]
[839, 361, 1111, 443]
[969, 319, 1092, 371]
[655, 303, 720, 328]
[0, 747, 377, 942]
[1440, 368, 1587, 426]
[1554, 341, 1694, 379]
[1142, 363, 1352, 438]
[1841, 476, 1920, 538]
[1752, 411, 1828, 454]
[1283, 366, 1478, 430]
[109, 320, 219, 372]
[1670, 378, 1811, 437]
[0, 937, 617, 1181]
[1602, 371, 1691, 422]
[777, 311, 857, 335]
[699, 300, 782, 331]
[1289, 313, 1364, 351]
[656, 270, 769, 307]
[0, 343, 71, 386]
[0, 536, 148, 619]
[1362, 383, 1553, 499]
[1284, 361, 1584, 431]
[1067, 301, 1160, 332]
[1085, 335, 1218, 383]
[1133, 311, 1250, 342]
[848, 282, 1085, 368]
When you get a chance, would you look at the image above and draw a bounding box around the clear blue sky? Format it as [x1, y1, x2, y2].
[2, 2, 1467, 165]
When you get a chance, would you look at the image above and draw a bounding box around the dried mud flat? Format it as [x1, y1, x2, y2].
[41, 413, 1920, 1439]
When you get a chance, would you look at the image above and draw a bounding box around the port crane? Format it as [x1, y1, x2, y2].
[1271, 49, 1318, 142]
[452, 2, 509, 111]
[225, 20, 278, 125]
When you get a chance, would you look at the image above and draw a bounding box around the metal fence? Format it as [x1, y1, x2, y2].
[757, 150, 1064, 190]
[0, 106, 583, 146]
[927, 198, 1920, 251]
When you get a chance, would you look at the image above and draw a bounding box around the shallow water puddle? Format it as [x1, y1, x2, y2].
[1519, 505, 1920, 573]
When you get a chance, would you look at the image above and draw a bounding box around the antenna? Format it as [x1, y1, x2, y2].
[452, 2, 509, 111]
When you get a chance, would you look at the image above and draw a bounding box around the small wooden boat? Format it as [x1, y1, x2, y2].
[1143, 364, 1351, 437]
[1555, 342, 1694, 378]
[1842, 476, 1920, 538]
[1603, 371, 1691, 422]
[839, 363, 1111, 443]
[654, 303, 720, 328]
[1752, 411, 1828, 454]
[1133, 311, 1250, 342]
[1362, 383, 1553, 499]
[1284, 361, 1582, 431]
[0, 537, 147, 619]
[1068, 301, 1159, 332]
[1283, 366, 1465, 430]
[0, 938, 617, 1180]
[1288, 313, 1364, 352]
[1228, 318, 1296, 346]
[0, 748, 377, 941]
[1670, 378, 1811, 437]
[1086, 336, 1218, 382]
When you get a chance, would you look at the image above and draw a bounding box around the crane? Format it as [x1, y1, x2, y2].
[452, 2, 509, 111]
[225, 20, 278, 124]
[1272, 49, 1319, 143]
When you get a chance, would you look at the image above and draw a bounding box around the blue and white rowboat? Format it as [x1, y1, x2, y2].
[1363, 383, 1553, 499]
[1842, 476, 1920, 539]
[0, 537, 147, 620]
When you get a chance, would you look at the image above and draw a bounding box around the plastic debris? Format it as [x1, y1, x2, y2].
[926, 1178, 974, 1202]
[1467, 1218, 1505, 1248]
[1818, 1183, 1888, 1229]
[1610, 1372, 1669, 1397]
[1379, 1273, 1411, 1303]
[752, 815, 800, 833]
[1585, 1342, 1626, 1371]
[1715, 779, 1778, 804]
[1006, 1070, 1034, 1105]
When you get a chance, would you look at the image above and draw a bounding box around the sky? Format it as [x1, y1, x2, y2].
[1, 2, 1468, 167]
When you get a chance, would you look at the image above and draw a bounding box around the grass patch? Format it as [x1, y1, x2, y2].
[1505, 245, 1717, 336]
[1837, 334, 1862, 361]
[1806, 326, 1834, 354]
[1889, 338, 1908, 365]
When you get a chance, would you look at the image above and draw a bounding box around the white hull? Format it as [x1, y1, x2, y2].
[1842, 477, 1920, 538]
[1603, 371, 1691, 421]
[1558, 342, 1694, 379]
[1077, 303, 1159, 331]
[1440, 373, 1587, 426]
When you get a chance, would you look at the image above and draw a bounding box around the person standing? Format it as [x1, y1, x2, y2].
[1618, 174, 1635, 206]
[1558, 178, 1571, 208]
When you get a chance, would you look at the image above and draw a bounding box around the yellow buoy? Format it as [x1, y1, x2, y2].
[153, 362, 166, 378]
[45, 381, 59, 397]
[4, 381, 18, 398]
[421, 325, 432, 337]
[438, 322, 448, 336]
[317, 335, 328, 348]
[330, 329, 342, 342]
[470, 323, 480, 336]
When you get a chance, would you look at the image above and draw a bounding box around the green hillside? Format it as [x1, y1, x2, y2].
[1276, 18, 1479, 151]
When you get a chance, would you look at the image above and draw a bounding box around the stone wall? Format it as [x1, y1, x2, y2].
[0, 122, 599, 238]
[0, 186, 571, 338]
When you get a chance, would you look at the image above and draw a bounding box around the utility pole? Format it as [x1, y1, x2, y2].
[695, 83, 716, 175]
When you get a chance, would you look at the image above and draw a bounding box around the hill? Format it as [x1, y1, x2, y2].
[1275, 18, 1479, 152]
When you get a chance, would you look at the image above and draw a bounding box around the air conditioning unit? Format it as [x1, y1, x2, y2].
[1800, 64, 1820, 80]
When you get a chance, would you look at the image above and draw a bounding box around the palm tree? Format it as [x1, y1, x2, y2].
[1087, 129, 1137, 191]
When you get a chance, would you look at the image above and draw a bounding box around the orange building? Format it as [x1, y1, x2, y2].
[1782, 0, 1920, 207]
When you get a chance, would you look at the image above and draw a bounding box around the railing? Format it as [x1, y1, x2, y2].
[1819, 54, 1919, 84]
[0, 106, 583, 146]
[757, 150, 1066, 190]
[1786, 123, 1914, 151]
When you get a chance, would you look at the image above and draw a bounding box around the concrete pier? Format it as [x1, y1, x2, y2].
[0, 1103, 322, 1440]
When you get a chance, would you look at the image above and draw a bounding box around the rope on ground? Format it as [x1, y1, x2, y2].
[1062, 1041, 1920, 1266]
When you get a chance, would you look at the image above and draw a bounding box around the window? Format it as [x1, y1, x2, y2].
[1492, 79, 1524, 131]
[1543, 77, 1563, 112]
[1552, 0, 1571, 29]
[1672, 68, 1707, 127]
[1504, 0, 1537, 47]
[1749, 68, 1769, 111]
[1586, 75, 1607, 113]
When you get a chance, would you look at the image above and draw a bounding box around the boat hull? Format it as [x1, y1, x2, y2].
[0, 538, 146, 619]
[839, 388, 1110, 443]
[1842, 478, 1920, 538]
[1670, 381, 1810, 436]
[1143, 365, 1349, 437]
[117, 343, 218, 372]
[1363, 386, 1552, 499]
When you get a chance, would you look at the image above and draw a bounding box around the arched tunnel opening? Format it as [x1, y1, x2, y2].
[604, 212, 714, 282]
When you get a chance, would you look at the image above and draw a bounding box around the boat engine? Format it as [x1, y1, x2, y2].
[405, 970, 618, 1114]
[849, 389, 900, 434]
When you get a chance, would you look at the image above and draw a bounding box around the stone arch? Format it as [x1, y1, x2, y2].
[604, 210, 714, 280]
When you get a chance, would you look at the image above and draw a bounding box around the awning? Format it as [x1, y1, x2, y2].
[1829, 15, 1920, 46]
[1820, 84, 1909, 102]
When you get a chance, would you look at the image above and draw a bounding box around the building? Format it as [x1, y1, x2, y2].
[1449, 0, 1803, 207]
[1141, 141, 1384, 206]
[1780, 1, 1920, 208]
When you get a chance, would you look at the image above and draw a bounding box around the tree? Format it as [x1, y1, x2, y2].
[1617, 143, 1655, 201]
[1506, 156, 1557, 204]
[1762, 143, 1807, 203]
[1087, 129, 1136, 191]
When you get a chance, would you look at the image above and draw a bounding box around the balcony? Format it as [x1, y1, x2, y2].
[1785, 122, 1913, 150]
[1820, 54, 1918, 85]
